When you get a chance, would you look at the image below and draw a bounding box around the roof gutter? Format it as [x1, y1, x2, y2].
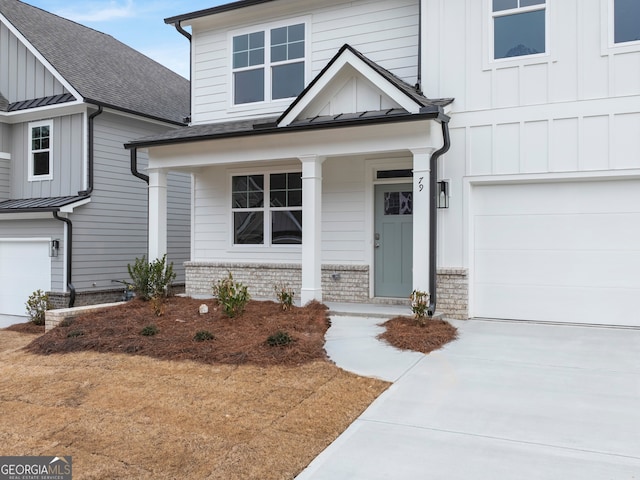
[53, 212, 76, 308]
[125, 109, 445, 150]
[427, 118, 451, 317]
[78, 104, 103, 196]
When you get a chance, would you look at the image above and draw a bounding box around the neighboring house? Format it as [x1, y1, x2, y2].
[128, 0, 640, 327]
[0, 0, 191, 320]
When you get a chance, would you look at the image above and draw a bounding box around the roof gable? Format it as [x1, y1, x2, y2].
[0, 0, 189, 125]
[278, 45, 434, 127]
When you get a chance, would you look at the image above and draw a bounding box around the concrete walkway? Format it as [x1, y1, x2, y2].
[296, 314, 640, 479]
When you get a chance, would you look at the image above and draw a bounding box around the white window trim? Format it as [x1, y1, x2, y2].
[229, 168, 303, 249]
[28, 119, 53, 181]
[601, 0, 640, 55]
[483, 0, 551, 70]
[227, 16, 311, 110]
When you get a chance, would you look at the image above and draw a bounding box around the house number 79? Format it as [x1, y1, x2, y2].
[418, 177, 424, 192]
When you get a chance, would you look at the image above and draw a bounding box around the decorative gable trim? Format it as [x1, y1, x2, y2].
[278, 44, 425, 127]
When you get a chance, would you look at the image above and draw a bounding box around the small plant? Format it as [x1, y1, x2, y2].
[274, 283, 295, 311]
[150, 297, 165, 317]
[66, 330, 84, 338]
[410, 290, 429, 325]
[25, 289, 51, 326]
[140, 324, 159, 336]
[127, 254, 176, 301]
[212, 272, 250, 318]
[267, 330, 293, 347]
[194, 330, 215, 342]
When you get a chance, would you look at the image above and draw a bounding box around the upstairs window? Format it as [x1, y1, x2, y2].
[232, 173, 302, 245]
[28, 120, 53, 181]
[614, 0, 640, 44]
[492, 0, 546, 59]
[232, 22, 306, 105]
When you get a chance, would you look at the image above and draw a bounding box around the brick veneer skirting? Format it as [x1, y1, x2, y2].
[435, 268, 469, 319]
[185, 262, 369, 303]
[185, 262, 469, 319]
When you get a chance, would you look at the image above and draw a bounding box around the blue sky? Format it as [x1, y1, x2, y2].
[24, 0, 230, 78]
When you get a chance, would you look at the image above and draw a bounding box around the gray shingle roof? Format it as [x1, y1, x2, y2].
[0, 92, 8, 111]
[0, 0, 189, 125]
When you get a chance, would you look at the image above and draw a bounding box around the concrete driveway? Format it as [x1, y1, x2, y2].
[297, 317, 640, 479]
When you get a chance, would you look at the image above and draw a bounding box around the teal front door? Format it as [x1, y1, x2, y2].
[374, 183, 413, 298]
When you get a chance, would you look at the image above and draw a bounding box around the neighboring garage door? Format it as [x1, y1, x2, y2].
[0, 240, 51, 317]
[473, 179, 640, 326]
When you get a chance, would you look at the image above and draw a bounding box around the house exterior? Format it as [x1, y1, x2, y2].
[128, 0, 640, 327]
[0, 0, 191, 321]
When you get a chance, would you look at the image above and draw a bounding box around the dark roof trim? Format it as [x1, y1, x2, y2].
[83, 98, 186, 127]
[165, 0, 277, 25]
[277, 44, 451, 125]
[125, 109, 445, 150]
[8, 93, 76, 112]
[0, 195, 89, 214]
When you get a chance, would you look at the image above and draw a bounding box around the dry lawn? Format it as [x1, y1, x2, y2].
[0, 331, 386, 479]
[0, 298, 457, 479]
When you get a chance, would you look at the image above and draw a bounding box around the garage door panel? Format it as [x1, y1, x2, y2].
[475, 181, 640, 216]
[0, 241, 51, 316]
[476, 250, 640, 289]
[473, 180, 640, 326]
[476, 213, 640, 251]
[476, 283, 640, 324]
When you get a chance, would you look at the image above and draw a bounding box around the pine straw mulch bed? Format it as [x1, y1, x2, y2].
[377, 316, 459, 354]
[22, 297, 330, 366]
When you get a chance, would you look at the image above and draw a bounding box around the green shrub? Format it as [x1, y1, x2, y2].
[140, 325, 159, 336]
[267, 330, 293, 347]
[194, 330, 214, 342]
[25, 290, 50, 326]
[212, 272, 250, 318]
[127, 254, 176, 301]
[274, 283, 295, 311]
[410, 290, 429, 325]
[67, 330, 84, 338]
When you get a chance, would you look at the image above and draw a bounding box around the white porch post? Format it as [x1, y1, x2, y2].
[411, 148, 432, 294]
[148, 168, 168, 261]
[300, 155, 325, 304]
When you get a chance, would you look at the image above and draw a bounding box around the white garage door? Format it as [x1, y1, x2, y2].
[0, 240, 51, 317]
[473, 180, 640, 326]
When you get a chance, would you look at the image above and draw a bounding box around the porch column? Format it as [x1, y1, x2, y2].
[300, 155, 325, 304]
[148, 168, 168, 261]
[411, 148, 432, 294]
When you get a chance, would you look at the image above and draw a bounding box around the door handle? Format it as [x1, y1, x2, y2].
[375, 243, 380, 248]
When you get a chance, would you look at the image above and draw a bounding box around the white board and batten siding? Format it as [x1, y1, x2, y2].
[0, 21, 68, 103]
[421, 0, 640, 325]
[190, 0, 419, 124]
